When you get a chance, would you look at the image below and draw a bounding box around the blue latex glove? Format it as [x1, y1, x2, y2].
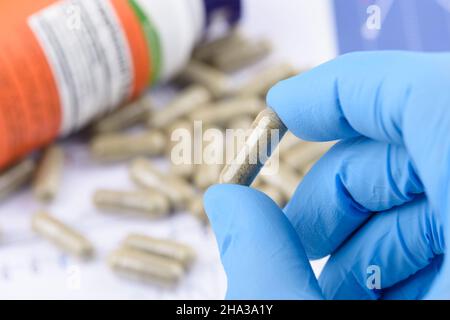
[204, 51, 450, 299]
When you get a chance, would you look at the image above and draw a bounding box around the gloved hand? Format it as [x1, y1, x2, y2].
[204, 51, 450, 300]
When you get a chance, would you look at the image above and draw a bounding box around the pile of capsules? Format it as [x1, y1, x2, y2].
[0, 30, 334, 287]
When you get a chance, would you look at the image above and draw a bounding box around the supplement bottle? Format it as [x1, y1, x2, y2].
[0, 0, 241, 169]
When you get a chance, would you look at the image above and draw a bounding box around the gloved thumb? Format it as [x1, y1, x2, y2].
[204, 184, 323, 300]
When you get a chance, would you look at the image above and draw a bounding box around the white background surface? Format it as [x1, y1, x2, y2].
[0, 0, 337, 299]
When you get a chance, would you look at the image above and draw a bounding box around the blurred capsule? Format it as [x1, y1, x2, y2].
[193, 163, 223, 191]
[237, 63, 298, 97]
[33, 145, 64, 202]
[0, 159, 35, 201]
[189, 96, 265, 127]
[129, 158, 196, 210]
[148, 85, 211, 129]
[193, 30, 244, 62]
[228, 115, 254, 131]
[93, 189, 170, 217]
[90, 130, 166, 162]
[32, 212, 94, 258]
[178, 60, 231, 98]
[108, 248, 184, 286]
[188, 196, 208, 223]
[283, 141, 335, 174]
[211, 39, 272, 73]
[123, 234, 196, 268]
[93, 100, 151, 133]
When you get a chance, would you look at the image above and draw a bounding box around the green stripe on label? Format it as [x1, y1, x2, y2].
[128, 0, 163, 84]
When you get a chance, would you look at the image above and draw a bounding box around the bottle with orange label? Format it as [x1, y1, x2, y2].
[0, 0, 241, 169]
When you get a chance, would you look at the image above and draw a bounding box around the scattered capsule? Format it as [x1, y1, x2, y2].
[188, 196, 208, 223]
[193, 30, 244, 62]
[283, 141, 335, 174]
[211, 39, 272, 73]
[148, 85, 211, 129]
[237, 63, 299, 97]
[108, 248, 185, 286]
[188, 96, 265, 127]
[178, 60, 231, 98]
[220, 108, 287, 186]
[0, 159, 35, 201]
[31, 212, 94, 258]
[93, 189, 170, 218]
[193, 163, 223, 191]
[90, 130, 166, 162]
[129, 158, 196, 210]
[123, 234, 196, 268]
[92, 100, 151, 133]
[33, 145, 64, 202]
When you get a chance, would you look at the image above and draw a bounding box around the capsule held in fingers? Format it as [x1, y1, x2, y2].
[32, 212, 94, 258]
[93, 189, 170, 217]
[123, 234, 196, 268]
[90, 130, 166, 162]
[108, 248, 185, 286]
[33, 145, 64, 202]
[220, 108, 287, 186]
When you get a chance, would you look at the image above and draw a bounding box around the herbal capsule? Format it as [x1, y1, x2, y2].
[283, 141, 335, 174]
[93, 100, 151, 134]
[188, 196, 208, 223]
[33, 145, 64, 202]
[193, 163, 224, 191]
[188, 96, 265, 127]
[211, 39, 272, 73]
[257, 183, 287, 207]
[178, 60, 231, 98]
[260, 162, 301, 200]
[123, 234, 196, 268]
[237, 63, 298, 97]
[93, 189, 170, 217]
[193, 30, 244, 62]
[31, 212, 94, 258]
[108, 248, 184, 286]
[90, 130, 166, 162]
[148, 85, 211, 129]
[220, 108, 287, 186]
[0, 159, 35, 201]
[129, 158, 196, 210]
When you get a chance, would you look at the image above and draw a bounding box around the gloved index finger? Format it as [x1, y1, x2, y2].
[267, 51, 433, 145]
